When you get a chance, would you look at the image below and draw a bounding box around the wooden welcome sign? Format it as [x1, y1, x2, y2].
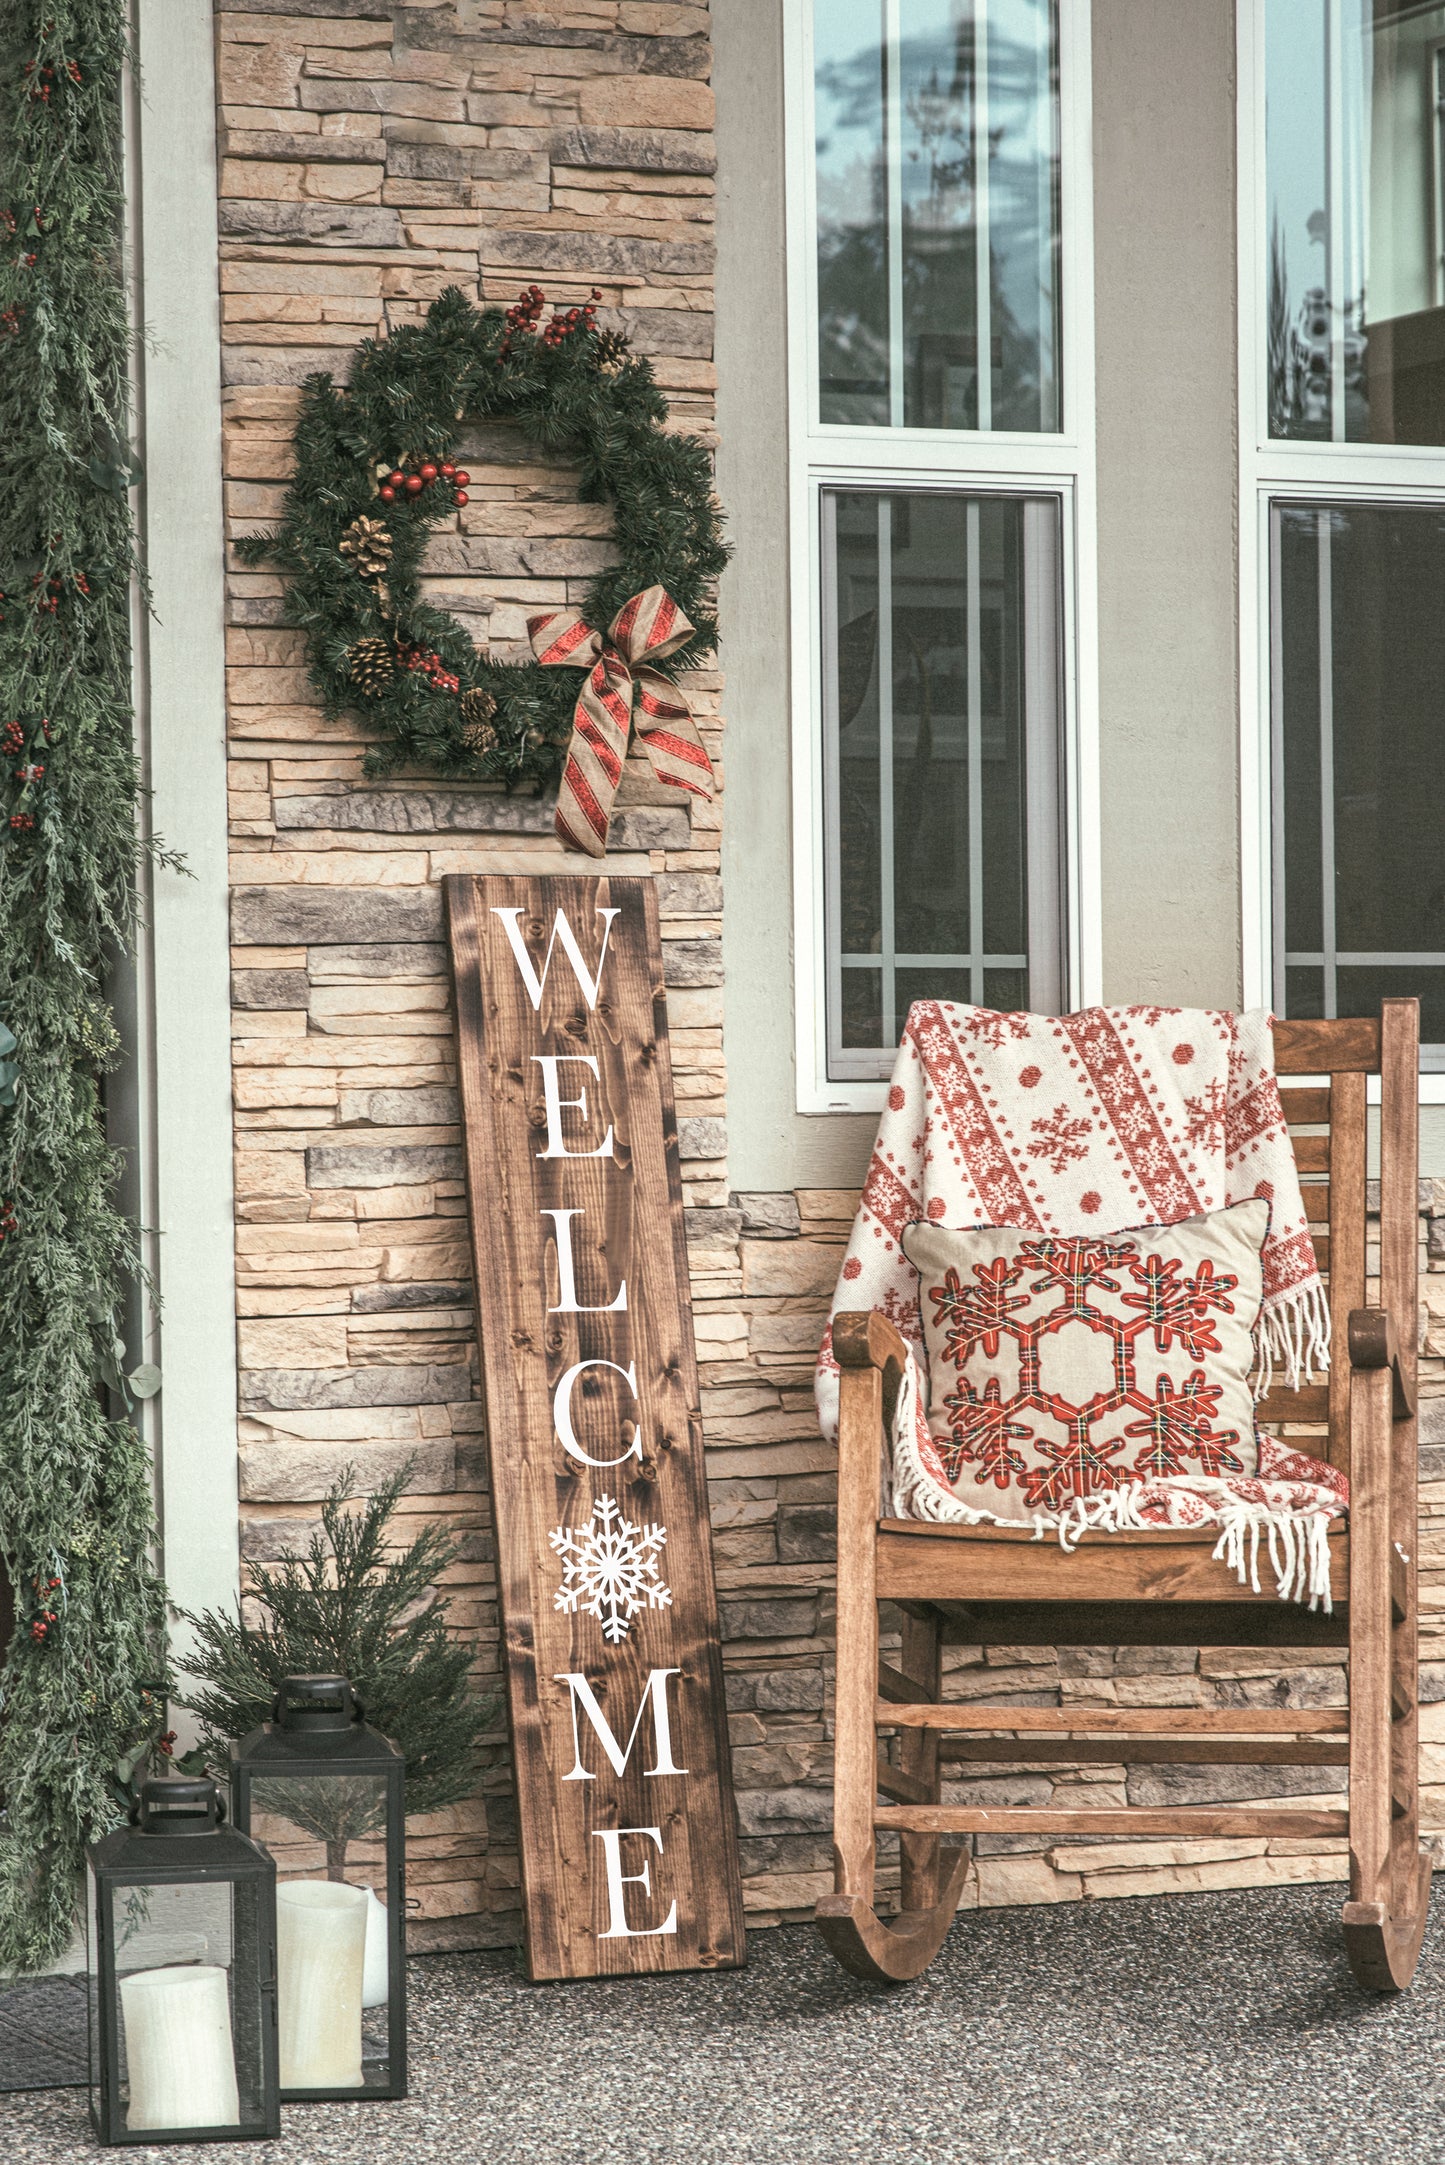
[446, 875, 746, 1980]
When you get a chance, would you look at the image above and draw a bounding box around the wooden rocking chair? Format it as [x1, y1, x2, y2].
[817, 1000, 1430, 1991]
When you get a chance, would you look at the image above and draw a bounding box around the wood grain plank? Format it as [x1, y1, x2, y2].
[876, 1528, 1349, 1606]
[834, 1361, 884, 1905]
[875, 1806, 1349, 1837]
[1292, 1134, 1331, 1173]
[446, 875, 744, 1981]
[1380, 998, 1421, 1918]
[876, 1704, 1349, 1733]
[1274, 1018, 1381, 1072]
[935, 1738, 1347, 1766]
[1328, 1071, 1366, 1473]
[1281, 1087, 1332, 1125]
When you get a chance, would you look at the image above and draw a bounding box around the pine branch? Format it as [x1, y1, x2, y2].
[177, 1466, 493, 1822]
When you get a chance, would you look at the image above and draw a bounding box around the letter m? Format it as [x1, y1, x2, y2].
[555, 1668, 687, 1781]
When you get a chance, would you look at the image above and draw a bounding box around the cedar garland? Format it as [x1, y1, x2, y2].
[239, 284, 728, 787]
[0, 4, 168, 1967]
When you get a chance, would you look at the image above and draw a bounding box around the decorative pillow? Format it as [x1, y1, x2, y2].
[900, 1199, 1270, 1527]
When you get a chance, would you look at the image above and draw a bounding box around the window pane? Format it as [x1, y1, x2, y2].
[815, 0, 1062, 431]
[824, 489, 1061, 1080]
[1266, 0, 1445, 445]
[1273, 500, 1445, 1062]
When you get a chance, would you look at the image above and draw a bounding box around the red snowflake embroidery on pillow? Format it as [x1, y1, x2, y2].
[1119, 1252, 1237, 1358]
[928, 1257, 1029, 1362]
[1123, 1372, 1244, 1479]
[938, 1376, 1032, 1488]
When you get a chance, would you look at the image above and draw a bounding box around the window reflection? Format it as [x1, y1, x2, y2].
[1274, 502, 1445, 1060]
[815, 0, 1062, 432]
[823, 490, 1061, 1078]
[1267, 0, 1445, 444]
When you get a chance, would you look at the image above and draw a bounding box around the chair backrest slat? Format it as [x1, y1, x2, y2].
[1325, 1069, 1368, 1473]
[1274, 1018, 1381, 1073]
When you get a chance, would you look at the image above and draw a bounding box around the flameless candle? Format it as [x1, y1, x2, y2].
[276, 1882, 367, 2089]
[361, 1886, 389, 2010]
[120, 1964, 240, 2132]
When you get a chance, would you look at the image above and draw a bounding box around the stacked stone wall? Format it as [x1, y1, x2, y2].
[216, 0, 1445, 1950]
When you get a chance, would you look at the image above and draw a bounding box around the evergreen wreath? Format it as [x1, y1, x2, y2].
[239, 283, 728, 789]
[0, 3, 171, 1969]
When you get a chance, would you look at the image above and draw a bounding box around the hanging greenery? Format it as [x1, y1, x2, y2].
[239, 283, 728, 789]
[0, 4, 170, 1969]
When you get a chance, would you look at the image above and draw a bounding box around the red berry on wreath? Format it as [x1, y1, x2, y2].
[420, 461, 438, 483]
[455, 470, 470, 486]
[379, 485, 396, 504]
[441, 461, 456, 478]
[388, 470, 404, 488]
[453, 491, 468, 507]
[405, 474, 424, 496]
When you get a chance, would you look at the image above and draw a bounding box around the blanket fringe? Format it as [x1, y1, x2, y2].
[890, 1353, 1336, 1610]
[1253, 1278, 1332, 1397]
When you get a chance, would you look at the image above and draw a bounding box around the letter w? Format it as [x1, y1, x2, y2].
[491, 906, 619, 1012]
[555, 1668, 687, 1781]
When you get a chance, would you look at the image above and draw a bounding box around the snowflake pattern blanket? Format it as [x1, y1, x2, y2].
[814, 1003, 1346, 1608]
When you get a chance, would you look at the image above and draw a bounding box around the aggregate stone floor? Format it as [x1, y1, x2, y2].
[6, 1880, 1445, 2164]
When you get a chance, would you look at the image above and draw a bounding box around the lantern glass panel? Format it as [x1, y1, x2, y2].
[232, 1677, 406, 2102]
[247, 1770, 393, 2083]
[86, 1784, 278, 2146]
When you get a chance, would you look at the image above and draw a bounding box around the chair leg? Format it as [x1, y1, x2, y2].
[816, 1366, 970, 1985]
[897, 1608, 943, 1915]
[1343, 1360, 1430, 1991]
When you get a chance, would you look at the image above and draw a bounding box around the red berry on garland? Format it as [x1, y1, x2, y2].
[420, 461, 438, 483]
[453, 490, 468, 507]
[388, 470, 404, 487]
[405, 474, 424, 496]
[454, 470, 470, 486]
[441, 461, 456, 478]
[379, 485, 396, 504]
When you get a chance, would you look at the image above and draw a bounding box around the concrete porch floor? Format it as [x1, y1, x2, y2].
[5, 1880, 1444, 2163]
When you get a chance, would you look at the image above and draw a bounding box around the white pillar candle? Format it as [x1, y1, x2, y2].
[276, 1882, 367, 2089]
[120, 1964, 240, 2132]
[361, 1886, 389, 2010]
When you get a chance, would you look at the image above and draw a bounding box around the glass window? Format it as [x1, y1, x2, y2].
[822, 489, 1063, 1078]
[1272, 500, 1445, 1063]
[815, 0, 1062, 431]
[1266, 0, 1445, 445]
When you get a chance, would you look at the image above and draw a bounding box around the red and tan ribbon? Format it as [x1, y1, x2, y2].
[528, 585, 714, 858]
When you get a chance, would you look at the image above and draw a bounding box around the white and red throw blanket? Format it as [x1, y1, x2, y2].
[815, 1004, 1346, 1607]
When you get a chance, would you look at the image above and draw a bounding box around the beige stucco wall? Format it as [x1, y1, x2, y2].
[1092, 0, 1243, 1010]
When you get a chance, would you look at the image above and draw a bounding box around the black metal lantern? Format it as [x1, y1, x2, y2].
[87, 1775, 279, 2146]
[231, 1674, 407, 2102]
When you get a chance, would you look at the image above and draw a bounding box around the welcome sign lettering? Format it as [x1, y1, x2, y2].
[446, 875, 746, 1980]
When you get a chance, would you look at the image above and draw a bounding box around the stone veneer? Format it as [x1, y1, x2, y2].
[217, 0, 1445, 1951]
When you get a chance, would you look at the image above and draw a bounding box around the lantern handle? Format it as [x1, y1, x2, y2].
[133, 1775, 227, 1832]
[271, 1674, 367, 1729]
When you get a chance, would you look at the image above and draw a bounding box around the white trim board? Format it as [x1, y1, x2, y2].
[1236, 0, 1445, 1101]
[783, 0, 1099, 1117]
[133, 0, 239, 1641]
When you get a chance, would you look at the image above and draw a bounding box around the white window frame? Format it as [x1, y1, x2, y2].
[1237, 0, 1445, 1096]
[784, 0, 1100, 1115]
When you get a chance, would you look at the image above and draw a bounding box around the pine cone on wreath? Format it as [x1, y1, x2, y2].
[339, 516, 393, 578]
[349, 634, 396, 696]
[593, 327, 630, 377]
[459, 687, 498, 756]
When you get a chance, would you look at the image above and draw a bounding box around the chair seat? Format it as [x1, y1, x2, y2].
[877, 1514, 1350, 1608]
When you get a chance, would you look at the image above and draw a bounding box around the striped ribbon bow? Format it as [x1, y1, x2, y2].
[528, 585, 714, 858]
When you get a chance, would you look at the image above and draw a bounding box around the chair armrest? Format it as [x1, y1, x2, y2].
[1347, 1308, 1416, 1422]
[833, 1310, 910, 1439]
[834, 1309, 908, 1372]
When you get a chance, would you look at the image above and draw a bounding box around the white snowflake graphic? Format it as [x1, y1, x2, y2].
[549, 1494, 672, 1645]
